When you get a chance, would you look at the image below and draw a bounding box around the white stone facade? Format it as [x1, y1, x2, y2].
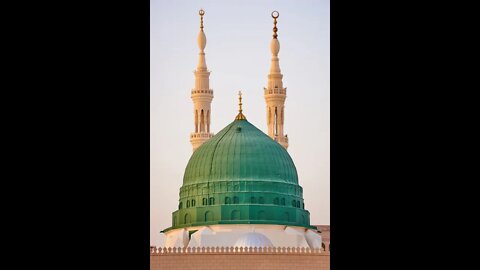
[164, 224, 322, 249]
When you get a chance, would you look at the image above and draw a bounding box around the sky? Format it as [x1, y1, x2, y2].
[151, 0, 329, 246]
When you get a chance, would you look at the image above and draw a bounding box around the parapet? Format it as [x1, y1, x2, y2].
[150, 246, 329, 255]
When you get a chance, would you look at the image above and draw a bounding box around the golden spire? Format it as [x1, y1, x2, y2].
[235, 91, 246, 120]
[271, 11, 279, 39]
[199, 9, 205, 31]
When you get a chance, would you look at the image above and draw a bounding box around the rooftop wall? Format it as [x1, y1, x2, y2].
[150, 246, 330, 270]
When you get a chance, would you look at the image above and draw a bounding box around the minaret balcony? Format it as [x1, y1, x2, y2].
[191, 89, 214, 95]
[264, 87, 286, 96]
[190, 132, 214, 139]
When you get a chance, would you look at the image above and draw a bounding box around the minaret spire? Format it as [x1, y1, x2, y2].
[190, 9, 214, 151]
[264, 11, 288, 149]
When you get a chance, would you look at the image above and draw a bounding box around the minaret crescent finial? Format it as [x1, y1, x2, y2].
[199, 9, 205, 31]
[235, 91, 246, 120]
[272, 11, 279, 39]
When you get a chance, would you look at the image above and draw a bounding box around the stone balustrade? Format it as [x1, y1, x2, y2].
[190, 133, 214, 139]
[150, 246, 329, 255]
[191, 89, 214, 95]
[264, 88, 286, 95]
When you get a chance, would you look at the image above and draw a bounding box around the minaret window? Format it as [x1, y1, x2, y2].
[274, 107, 278, 136]
[200, 109, 205, 132]
[268, 107, 271, 125]
[207, 110, 210, 132]
[187, 200, 190, 208]
[195, 110, 198, 132]
[179, 202, 183, 209]
[233, 196, 239, 204]
[208, 197, 215, 205]
[192, 199, 196, 207]
[205, 211, 213, 221]
[225, 197, 231, 204]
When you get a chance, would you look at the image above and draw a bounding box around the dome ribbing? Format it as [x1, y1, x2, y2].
[163, 119, 314, 232]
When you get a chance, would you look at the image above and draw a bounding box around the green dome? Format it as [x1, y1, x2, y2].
[184, 119, 298, 185]
[164, 119, 314, 232]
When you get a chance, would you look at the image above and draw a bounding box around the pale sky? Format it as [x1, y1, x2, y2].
[150, 0, 329, 246]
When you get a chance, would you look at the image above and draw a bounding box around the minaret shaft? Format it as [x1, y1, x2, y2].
[190, 10, 214, 151]
[264, 12, 288, 149]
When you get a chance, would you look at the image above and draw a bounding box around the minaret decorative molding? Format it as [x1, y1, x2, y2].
[264, 11, 288, 149]
[190, 9, 214, 151]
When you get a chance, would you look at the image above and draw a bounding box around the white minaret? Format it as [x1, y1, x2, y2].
[264, 11, 288, 149]
[190, 9, 214, 151]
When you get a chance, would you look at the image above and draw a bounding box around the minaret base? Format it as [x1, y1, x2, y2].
[273, 135, 289, 149]
[190, 132, 214, 151]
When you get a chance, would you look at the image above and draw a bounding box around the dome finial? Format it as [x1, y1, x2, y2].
[235, 91, 246, 120]
[271, 11, 279, 39]
[199, 9, 205, 31]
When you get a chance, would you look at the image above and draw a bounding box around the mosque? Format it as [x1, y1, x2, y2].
[156, 9, 327, 252]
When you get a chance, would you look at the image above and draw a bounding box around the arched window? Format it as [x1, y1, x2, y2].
[205, 211, 213, 221]
[184, 213, 190, 224]
[202, 198, 207, 205]
[292, 200, 296, 207]
[186, 200, 190, 208]
[233, 196, 239, 204]
[195, 110, 198, 132]
[225, 197, 231, 204]
[281, 198, 285, 205]
[302, 203, 305, 209]
[273, 198, 279, 205]
[207, 110, 210, 133]
[200, 109, 205, 132]
[191, 199, 195, 207]
[274, 107, 278, 136]
[268, 107, 271, 125]
[209, 197, 215, 205]
[179, 202, 183, 209]
[296, 201, 300, 208]
[251, 197, 256, 204]
[259, 197, 264, 204]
